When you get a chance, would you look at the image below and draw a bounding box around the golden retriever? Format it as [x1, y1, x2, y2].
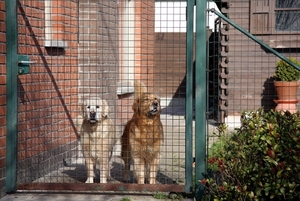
[121, 80, 164, 184]
[79, 97, 117, 183]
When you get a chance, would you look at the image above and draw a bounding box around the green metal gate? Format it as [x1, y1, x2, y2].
[5, 0, 210, 198]
[6, 1, 300, 200]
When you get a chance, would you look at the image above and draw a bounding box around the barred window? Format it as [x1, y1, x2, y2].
[275, 0, 300, 31]
[250, 0, 300, 34]
[249, 0, 300, 48]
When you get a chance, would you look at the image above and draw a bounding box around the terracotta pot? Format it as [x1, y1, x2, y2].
[274, 81, 300, 113]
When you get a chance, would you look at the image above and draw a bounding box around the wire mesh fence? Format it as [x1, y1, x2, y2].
[207, 0, 300, 174]
[16, 0, 190, 191]
[12, 0, 300, 194]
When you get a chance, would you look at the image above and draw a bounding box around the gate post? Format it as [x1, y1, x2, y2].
[194, 0, 207, 199]
[5, 0, 18, 193]
[185, 0, 195, 193]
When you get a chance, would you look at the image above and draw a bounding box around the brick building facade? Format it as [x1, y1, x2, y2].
[0, 0, 156, 197]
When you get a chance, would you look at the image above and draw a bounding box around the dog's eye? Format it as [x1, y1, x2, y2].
[87, 106, 90, 109]
[96, 106, 100, 108]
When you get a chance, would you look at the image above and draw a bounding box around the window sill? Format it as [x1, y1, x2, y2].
[44, 40, 67, 48]
[267, 39, 299, 49]
[116, 81, 134, 95]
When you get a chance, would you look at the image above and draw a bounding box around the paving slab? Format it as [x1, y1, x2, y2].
[0, 192, 195, 201]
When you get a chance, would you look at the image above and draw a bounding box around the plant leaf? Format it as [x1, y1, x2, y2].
[280, 187, 285, 196]
[277, 170, 283, 177]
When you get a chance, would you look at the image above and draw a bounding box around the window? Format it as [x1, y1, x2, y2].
[275, 0, 300, 31]
[250, 0, 300, 34]
[44, 0, 67, 48]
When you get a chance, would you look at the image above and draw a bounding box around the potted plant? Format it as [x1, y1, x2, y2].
[274, 57, 300, 113]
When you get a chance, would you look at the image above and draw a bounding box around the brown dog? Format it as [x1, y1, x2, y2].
[121, 80, 164, 184]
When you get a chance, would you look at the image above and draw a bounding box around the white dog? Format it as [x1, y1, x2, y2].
[79, 97, 117, 183]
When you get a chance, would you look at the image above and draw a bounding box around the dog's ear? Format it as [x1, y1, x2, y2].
[132, 98, 140, 113]
[134, 80, 147, 99]
[101, 99, 110, 117]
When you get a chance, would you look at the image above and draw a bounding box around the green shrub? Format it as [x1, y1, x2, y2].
[208, 136, 228, 171]
[274, 57, 300, 81]
[202, 108, 300, 201]
[208, 123, 229, 171]
[153, 192, 168, 199]
[120, 198, 131, 201]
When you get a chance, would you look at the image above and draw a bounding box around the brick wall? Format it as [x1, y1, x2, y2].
[78, 0, 119, 118]
[1, 0, 154, 194]
[16, 0, 79, 184]
[135, 0, 155, 91]
[117, 0, 155, 125]
[0, 0, 5, 197]
[154, 33, 187, 98]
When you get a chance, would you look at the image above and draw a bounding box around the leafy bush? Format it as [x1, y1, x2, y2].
[274, 57, 300, 81]
[202, 108, 300, 201]
[207, 137, 227, 171]
[208, 124, 229, 171]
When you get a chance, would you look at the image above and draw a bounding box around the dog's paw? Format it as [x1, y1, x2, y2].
[137, 178, 145, 184]
[148, 178, 157, 185]
[85, 177, 94, 183]
[99, 178, 108, 183]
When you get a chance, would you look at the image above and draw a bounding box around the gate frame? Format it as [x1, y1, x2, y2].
[185, 0, 194, 193]
[186, 0, 207, 198]
[5, 0, 18, 193]
[194, 0, 207, 199]
[5, 0, 207, 195]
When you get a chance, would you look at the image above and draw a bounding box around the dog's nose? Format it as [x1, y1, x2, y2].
[90, 111, 96, 119]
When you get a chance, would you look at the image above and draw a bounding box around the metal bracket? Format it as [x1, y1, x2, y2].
[18, 55, 31, 75]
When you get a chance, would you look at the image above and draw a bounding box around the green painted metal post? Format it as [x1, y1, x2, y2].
[194, 0, 207, 199]
[5, 0, 18, 193]
[185, 0, 194, 193]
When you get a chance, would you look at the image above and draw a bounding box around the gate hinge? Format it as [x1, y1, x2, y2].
[18, 55, 31, 75]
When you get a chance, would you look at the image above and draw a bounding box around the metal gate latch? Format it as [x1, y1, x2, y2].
[18, 55, 31, 75]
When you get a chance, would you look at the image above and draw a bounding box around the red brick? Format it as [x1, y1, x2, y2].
[0, 158, 5, 168]
[0, 55, 5, 64]
[0, 75, 5, 85]
[0, 116, 5, 127]
[0, 2, 5, 11]
[0, 127, 6, 137]
[0, 106, 5, 116]
[0, 136, 5, 146]
[0, 147, 5, 157]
